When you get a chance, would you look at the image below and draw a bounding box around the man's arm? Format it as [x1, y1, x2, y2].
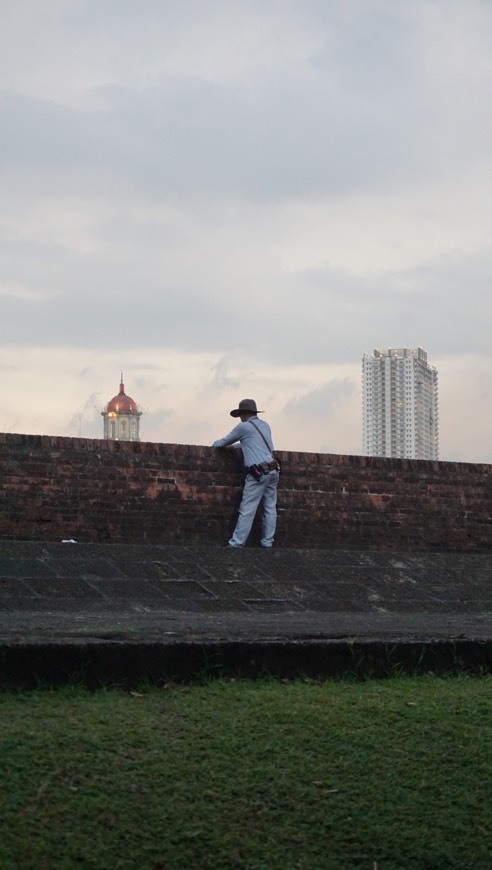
[212, 423, 243, 448]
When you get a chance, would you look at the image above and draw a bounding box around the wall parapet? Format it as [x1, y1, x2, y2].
[0, 433, 490, 550]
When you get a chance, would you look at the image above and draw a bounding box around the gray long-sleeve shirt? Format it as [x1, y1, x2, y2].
[212, 417, 275, 467]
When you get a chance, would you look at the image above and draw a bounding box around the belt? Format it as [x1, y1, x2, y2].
[247, 460, 279, 479]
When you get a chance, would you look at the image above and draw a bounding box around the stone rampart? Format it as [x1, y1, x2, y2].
[0, 433, 490, 550]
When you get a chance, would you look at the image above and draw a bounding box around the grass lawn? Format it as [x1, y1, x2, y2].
[0, 675, 491, 869]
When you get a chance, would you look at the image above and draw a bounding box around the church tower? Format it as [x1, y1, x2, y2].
[101, 374, 142, 441]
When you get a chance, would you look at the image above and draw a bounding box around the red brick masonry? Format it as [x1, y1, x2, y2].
[0, 433, 490, 550]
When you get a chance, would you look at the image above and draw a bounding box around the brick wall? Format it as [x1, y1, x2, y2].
[0, 433, 491, 550]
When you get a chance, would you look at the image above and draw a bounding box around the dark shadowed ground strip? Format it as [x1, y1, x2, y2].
[0, 541, 490, 686]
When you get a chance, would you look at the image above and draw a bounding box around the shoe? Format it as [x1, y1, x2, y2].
[225, 543, 242, 548]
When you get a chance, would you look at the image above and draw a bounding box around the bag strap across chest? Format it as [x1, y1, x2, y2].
[248, 419, 274, 456]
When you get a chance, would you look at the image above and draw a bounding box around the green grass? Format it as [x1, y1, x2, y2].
[0, 676, 491, 869]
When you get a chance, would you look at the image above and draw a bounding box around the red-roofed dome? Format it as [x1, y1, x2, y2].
[106, 379, 138, 414]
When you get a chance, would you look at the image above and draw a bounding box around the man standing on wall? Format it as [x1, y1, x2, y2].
[213, 399, 280, 548]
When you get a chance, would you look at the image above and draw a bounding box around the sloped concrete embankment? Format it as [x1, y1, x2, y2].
[0, 542, 490, 687]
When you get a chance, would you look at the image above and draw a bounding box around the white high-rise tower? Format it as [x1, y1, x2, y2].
[362, 348, 438, 459]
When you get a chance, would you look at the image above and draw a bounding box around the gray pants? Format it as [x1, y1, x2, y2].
[228, 470, 279, 547]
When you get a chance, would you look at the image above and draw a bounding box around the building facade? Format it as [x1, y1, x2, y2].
[101, 376, 142, 442]
[362, 347, 439, 460]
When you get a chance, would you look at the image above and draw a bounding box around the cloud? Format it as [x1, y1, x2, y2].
[3, 1, 491, 205]
[284, 378, 357, 417]
[1, 1, 492, 463]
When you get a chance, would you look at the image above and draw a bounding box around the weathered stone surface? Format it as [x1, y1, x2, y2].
[0, 541, 490, 686]
[0, 543, 488, 632]
[1, 434, 491, 550]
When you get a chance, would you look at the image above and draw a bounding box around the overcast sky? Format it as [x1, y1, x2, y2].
[1, 0, 492, 461]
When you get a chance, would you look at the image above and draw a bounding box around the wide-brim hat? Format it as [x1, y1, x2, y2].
[230, 398, 263, 417]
